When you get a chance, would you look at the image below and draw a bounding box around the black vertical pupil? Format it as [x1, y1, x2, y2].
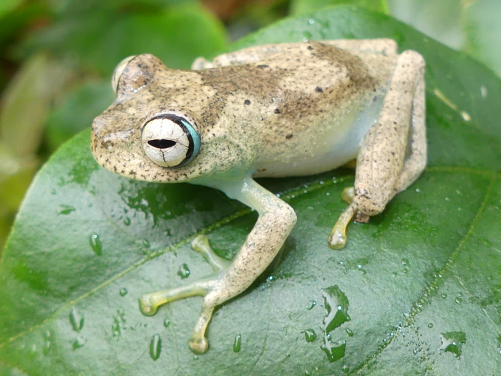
[148, 139, 176, 149]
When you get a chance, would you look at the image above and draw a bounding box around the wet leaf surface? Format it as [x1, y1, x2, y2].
[1, 6, 500, 375]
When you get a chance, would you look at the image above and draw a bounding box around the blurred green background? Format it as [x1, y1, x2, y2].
[0, 0, 499, 253]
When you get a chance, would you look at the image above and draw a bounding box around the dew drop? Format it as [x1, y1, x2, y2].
[44, 330, 51, 355]
[322, 285, 350, 334]
[123, 217, 131, 226]
[150, 334, 162, 361]
[307, 300, 317, 310]
[119, 288, 128, 297]
[59, 205, 76, 215]
[142, 239, 150, 248]
[304, 329, 317, 342]
[441, 293, 447, 299]
[177, 263, 190, 279]
[308, 19, 315, 25]
[233, 334, 242, 352]
[89, 233, 103, 255]
[428, 323, 434, 328]
[69, 307, 84, 332]
[455, 297, 462, 305]
[164, 319, 171, 328]
[321, 341, 346, 363]
[29, 344, 37, 357]
[441, 331, 466, 358]
[480, 85, 488, 99]
[457, 110, 470, 122]
[345, 328, 354, 337]
[73, 336, 86, 349]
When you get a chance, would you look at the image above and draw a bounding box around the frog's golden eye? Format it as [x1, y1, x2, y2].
[142, 113, 201, 168]
[111, 56, 137, 94]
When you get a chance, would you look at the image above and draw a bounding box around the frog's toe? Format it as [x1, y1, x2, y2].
[139, 296, 158, 316]
[189, 334, 209, 354]
[191, 235, 231, 271]
[328, 230, 347, 249]
[329, 201, 357, 250]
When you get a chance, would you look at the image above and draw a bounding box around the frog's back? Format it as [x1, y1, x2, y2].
[197, 41, 396, 177]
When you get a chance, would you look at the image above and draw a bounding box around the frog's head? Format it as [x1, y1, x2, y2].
[91, 54, 249, 183]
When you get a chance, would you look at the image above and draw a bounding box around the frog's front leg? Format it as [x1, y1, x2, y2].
[329, 50, 426, 249]
[139, 177, 296, 353]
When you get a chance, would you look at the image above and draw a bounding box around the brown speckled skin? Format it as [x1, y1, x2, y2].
[91, 40, 400, 184]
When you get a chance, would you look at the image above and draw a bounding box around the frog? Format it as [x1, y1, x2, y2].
[91, 39, 426, 354]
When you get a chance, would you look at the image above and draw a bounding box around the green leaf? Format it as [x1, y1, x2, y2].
[1, 6, 501, 375]
[463, 0, 501, 78]
[29, 2, 228, 75]
[291, 0, 388, 15]
[386, 0, 464, 50]
[0, 53, 69, 157]
[45, 81, 115, 153]
[0, 0, 23, 19]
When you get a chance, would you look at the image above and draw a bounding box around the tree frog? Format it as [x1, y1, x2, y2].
[91, 39, 426, 353]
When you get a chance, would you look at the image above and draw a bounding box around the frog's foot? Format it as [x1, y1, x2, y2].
[328, 186, 368, 249]
[139, 235, 231, 353]
[191, 234, 231, 271]
[329, 200, 358, 249]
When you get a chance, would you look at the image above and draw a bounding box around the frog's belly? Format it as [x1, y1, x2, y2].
[253, 99, 382, 178]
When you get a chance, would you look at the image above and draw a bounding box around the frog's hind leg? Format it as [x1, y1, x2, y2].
[329, 50, 426, 249]
[140, 178, 296, 353]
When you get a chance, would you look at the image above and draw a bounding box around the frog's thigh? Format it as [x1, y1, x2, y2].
[320, 39, 397, 55]
[354, 50, 426, 216]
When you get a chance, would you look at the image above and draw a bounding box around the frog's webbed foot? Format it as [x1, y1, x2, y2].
[191, 234, 231, 271]
[139, 235, 229, 353]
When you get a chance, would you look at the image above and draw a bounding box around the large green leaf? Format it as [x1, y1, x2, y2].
[27, 2, 227, 75]
[1, 6, 501, 375]
[463, 0, 501, 78]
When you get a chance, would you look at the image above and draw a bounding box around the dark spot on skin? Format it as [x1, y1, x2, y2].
[257, 64, 269, 69]
[244, 99, 251, 105]
[286, 134, 293, 139]
[274, 108, 281, 114]
[307, 46, 313, 50]
[258, 168, 267, 172]
[315, 87, 323, 93]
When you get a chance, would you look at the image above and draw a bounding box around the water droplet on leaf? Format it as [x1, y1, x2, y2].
[304, 329, 317, 342]
[69, 307, 84, 332]
[89, 233, 102, 255]
[233, 334, 242, 352]
[177, 263, 190, 279]
[73, 336, 86, 349]
[150, 334, 162, 360]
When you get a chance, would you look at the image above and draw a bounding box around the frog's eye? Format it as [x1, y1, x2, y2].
[111, 56, 136, 94]
[142, 114, 201, 168]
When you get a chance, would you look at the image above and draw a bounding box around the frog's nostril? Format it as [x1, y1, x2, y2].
[148, 139, 176, 149]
